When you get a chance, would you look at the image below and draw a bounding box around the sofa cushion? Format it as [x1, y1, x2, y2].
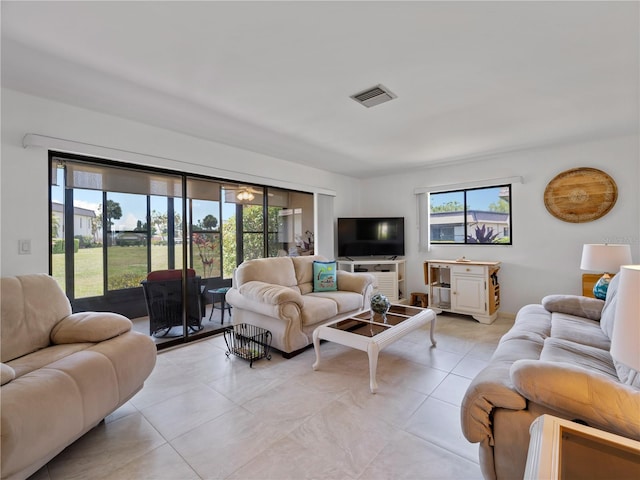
[542, 294, 604, 321]
[498, 304, 550, 346]
[599, 273, 621, 339]
[235, 257, 297, 288]
[1, 367, 87, 478]
[313, 260, 338, 292]
[6, 343, 94, 379]
[336, 271, 375, 295]
[491, 337, 546, 364]
[297, 282, 313, 295]
[1, 363, 15, 386]
[292, 255, 326, 286]
[307, 290, 364, 313]
[550, 312, 611, 351]
[1, 274, 73, 363]
[50, 312, 132, 344]
[300, 296, 338, 327]
[539, 337, 618, 380]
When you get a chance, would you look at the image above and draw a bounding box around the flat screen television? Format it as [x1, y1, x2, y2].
[337, 217, 405, 258]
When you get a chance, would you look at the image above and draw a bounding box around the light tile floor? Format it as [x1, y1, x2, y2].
[30, 313, 513, 480]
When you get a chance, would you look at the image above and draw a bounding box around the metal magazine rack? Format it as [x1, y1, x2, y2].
[223, 323, 272, 367]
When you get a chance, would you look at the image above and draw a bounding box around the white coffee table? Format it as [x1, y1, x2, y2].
[312, 305, 436, 393]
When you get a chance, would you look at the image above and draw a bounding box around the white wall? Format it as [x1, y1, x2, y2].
[0, 89, 361, 275]
[3, 88, 637, 317]
[359, 135, 640, 315]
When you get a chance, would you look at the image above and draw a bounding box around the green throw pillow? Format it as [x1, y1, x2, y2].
[313, 261, 338, 292]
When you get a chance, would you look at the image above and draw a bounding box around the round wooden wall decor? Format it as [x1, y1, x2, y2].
[544, 167, 618, 223]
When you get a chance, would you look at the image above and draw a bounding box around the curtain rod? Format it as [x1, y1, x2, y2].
[413, 175, 523, 195]
[23, 133, 337, 197]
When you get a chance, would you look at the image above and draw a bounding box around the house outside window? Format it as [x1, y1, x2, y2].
[429, 185, 512, 245]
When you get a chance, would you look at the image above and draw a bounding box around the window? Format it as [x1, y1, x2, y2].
[429, 185, 512, 245]
[188, 178, 222, 279]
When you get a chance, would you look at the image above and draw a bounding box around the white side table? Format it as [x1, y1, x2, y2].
[525, 414, 640, 480]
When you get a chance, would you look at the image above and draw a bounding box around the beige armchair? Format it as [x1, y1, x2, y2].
[1, 274, 156, 480]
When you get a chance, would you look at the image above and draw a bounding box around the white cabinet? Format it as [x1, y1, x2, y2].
[337, 259, 405, 303]
[425, 260, 500, 324]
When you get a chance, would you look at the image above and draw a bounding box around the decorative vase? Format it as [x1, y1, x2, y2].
[370, 293, 391, 323]
[593, 274, 611, 300]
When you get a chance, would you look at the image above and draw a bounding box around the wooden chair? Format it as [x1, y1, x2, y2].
[141, 269, 204, 337]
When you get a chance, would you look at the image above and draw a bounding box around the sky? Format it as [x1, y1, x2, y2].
[431, 186, 506, 211]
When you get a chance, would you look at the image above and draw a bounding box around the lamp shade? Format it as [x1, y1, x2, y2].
[580, 244, 632, 273]
[610, 265, 640, 372]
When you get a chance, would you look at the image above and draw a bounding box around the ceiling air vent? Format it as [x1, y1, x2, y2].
[350, 84, 397, 108]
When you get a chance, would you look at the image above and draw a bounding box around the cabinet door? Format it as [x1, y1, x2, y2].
[373, 272, 398, 301]
[452, 275, 485, 314]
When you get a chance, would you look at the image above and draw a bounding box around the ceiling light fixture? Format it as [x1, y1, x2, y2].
[237, 191, 255, 202]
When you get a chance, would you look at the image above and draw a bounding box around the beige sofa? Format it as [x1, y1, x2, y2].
[1, 274, 157, 480]
[226, 255, 375, 356]
[461, 273, 640, 480]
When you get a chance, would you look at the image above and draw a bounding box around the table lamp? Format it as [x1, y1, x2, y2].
[610, 265, 640, 383]
[580, 244, 632, 299]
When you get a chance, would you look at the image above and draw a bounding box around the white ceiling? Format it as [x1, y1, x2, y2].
[2, 1, 638, 178]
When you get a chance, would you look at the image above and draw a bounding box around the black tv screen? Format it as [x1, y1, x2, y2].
[337, 217, 405, 257]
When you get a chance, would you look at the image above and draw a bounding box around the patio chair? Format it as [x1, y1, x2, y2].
[141, 269, 204, 337]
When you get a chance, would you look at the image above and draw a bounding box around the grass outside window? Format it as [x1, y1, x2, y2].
[53, 245, 181, 298]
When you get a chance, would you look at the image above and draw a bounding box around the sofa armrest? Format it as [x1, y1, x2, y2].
[50, 312, 132, 344]
[511, 359, 640, 440]
[232, 281, 304, 308]
[336, 271, 375, 295]
[1, 363, 16, 386]
[461, 363, 528, 445]
[541, 295, 605, 321]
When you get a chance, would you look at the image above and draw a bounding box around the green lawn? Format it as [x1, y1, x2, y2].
[52, 245, 183, 298]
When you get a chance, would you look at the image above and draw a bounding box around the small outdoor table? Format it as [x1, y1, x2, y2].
[208, 287, 232, 324]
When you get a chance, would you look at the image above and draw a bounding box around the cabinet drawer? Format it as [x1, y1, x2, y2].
[429, 263, 451, 270]
[451, 264, 485, 275]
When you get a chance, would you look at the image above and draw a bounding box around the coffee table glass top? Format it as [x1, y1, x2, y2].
[328, 305, 427, 337]
[387, 305, 426, 316]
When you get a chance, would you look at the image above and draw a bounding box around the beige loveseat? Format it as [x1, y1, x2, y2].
[226, 255, 375, 356]
[461, 273, 640, 480]
[1, 274, 157, 480]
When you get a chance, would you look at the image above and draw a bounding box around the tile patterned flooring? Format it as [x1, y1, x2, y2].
[30, 313, 513, 480]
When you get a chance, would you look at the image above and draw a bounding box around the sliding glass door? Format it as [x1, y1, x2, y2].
[50, 152, 314, 349]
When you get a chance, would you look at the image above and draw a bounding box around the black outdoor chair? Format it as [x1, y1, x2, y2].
[141, 269, 204, 337]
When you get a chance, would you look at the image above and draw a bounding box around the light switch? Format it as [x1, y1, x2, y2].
[19, 239, 31, 255]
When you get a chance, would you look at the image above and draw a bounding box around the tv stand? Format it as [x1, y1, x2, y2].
[337, 259, 405, 303]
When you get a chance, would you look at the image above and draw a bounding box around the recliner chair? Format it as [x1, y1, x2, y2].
[141, 269, 203, 337]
